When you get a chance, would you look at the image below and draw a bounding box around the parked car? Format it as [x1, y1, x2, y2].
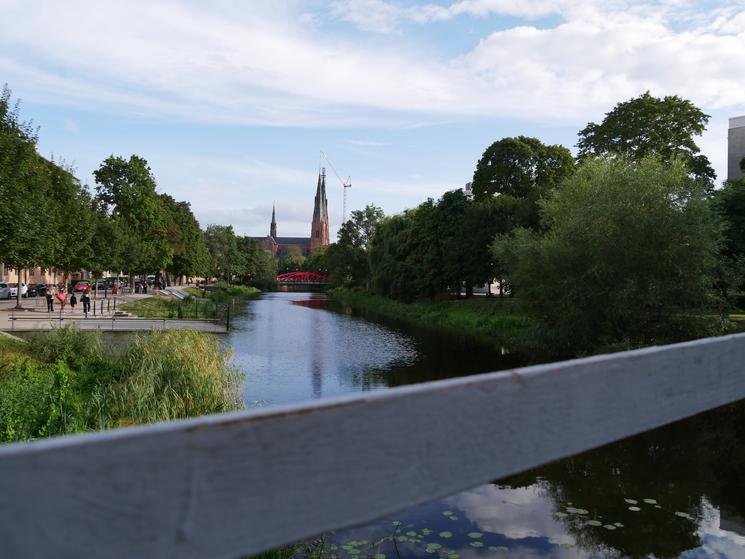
[26, 285, 38, 298]
[0, 283, 9, 299]
[9, 283, 28, 298]
[73, 281, 91, 293]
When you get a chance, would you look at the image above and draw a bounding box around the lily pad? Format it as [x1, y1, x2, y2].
[392, 521, 402, 526]
[406, 531, 417, 537]
[374, 554, 386, 559]
[469, 542, 484, 548]
[643, 499, 657, 505]
[624, 499, 638, 505]
[467, 532, 483, 539]
[603, 525, 617, 530]
[449, 516, 459, 521]
[554, 512, 568, 518]
[675, 511, 694, 520]
[421, 528, 433, 536]
[586, 520, 602, 527]
[439, 531, 453, 539]
[614, 522, 624, 527]
[442, 511, 454, 517]
[628, 506, 641, 512]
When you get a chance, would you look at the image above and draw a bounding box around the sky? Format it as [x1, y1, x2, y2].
[2, 0, 745, 237]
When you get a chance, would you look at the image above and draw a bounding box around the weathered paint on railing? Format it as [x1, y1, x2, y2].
[2, 333, 745, 559]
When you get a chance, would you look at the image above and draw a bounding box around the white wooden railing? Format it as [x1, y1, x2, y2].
[2, 333, 745, 559]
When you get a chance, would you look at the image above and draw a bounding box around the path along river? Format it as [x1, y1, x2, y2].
[228, 292, 745, 559]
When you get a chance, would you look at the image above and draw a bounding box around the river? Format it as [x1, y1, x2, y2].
[226, 292, 745, 559]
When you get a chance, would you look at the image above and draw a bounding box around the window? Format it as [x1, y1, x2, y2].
[315, 230, 320, 238]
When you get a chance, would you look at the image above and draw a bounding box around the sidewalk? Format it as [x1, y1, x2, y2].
[0, 291, 227, 333]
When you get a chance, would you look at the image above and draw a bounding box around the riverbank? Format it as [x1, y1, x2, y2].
[327, 288, 535, 354]
[0, 328, 243, 443]
[120, 286, 260, 319]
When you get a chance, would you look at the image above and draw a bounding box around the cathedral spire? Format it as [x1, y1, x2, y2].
[270, 203, 277, 238]
[310, 168, 330, 252]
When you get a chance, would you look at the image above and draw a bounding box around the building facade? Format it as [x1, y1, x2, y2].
[728, 115, 745, 182]
[256, 169, 330, 258]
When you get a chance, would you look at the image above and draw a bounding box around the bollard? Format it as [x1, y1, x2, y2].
[107, 299, 110, 313]
[113, 297, 117, 311]
[93, 300, 96, 317]
[100, 300, 104, 315]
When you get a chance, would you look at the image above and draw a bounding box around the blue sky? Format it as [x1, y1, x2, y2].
[2, 0, 745, 237]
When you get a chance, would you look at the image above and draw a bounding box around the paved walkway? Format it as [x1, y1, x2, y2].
[0, 291, 226, 333]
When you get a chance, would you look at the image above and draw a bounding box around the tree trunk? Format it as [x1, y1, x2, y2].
[15, 267, 23, 309]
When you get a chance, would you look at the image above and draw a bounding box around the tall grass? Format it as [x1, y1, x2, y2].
[0, 328, 244, 443]
[103, 330, 243, 427]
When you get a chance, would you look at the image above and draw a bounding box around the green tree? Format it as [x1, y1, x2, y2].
[493, 157, 724, 353]
[326, 205, 384, 288]
[0, 85, 53, 307]
[472, 136, 575, 200]
[44, 161, 95, 285]
[204, 224, 240, 282]
[94, 155, 172, 284]
[160, 194, 209, 283]
[472, 136, 575, 230]
[577, 92, 715, 185]
[237, 236, 276, 287]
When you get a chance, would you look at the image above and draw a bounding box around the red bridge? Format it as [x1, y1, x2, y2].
[276, 272, 329, 284]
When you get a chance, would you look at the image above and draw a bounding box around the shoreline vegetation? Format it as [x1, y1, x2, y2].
[0, 328, 243, 443]
[120, 285, 260, 319]
[327, 287, 536, 356]
[327, 288, 740, 360]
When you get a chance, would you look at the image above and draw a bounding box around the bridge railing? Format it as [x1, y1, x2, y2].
[2, 333, 745, 558]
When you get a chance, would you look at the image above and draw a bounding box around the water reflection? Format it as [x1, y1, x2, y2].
[228, 292, 745, 558]
[329, 402, 745, 559]
[228, 292, 516, 407]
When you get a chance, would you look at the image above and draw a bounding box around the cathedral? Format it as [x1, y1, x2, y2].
[256, 169, 330, 258]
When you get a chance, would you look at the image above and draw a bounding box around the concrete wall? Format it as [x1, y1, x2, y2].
[728, 116, 745, 182]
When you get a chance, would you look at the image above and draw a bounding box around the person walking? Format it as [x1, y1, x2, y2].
[81, 291, 91, 316]
[56, 287, 67, 313]
[69, 292, 77, 313]
[45, 287, 54, 312]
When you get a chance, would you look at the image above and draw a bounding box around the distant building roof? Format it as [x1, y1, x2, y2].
[275, 237, 310, 245]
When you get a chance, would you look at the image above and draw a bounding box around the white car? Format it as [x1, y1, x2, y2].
[8, 282, 27, 298]
[0, 283, 9, 299]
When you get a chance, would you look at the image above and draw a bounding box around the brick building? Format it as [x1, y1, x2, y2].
[256, 169, 330, 258]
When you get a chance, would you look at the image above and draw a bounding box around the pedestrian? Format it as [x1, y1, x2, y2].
[81, 291, 91, 315]
[143, 281, 148, 294]
[69, 292, 77, 313]
[56, 287, 67, 312]
[45, 287, 54, 312]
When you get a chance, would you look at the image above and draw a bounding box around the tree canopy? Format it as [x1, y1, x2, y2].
[577, 92, 715, 185]
[493, 156, 724, 353]
[472, 136, 575, 201]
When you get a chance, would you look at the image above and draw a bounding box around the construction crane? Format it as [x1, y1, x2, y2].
[320, 150, 352, 225]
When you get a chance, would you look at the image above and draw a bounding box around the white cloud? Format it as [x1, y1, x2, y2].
[2, 0, 745, 182]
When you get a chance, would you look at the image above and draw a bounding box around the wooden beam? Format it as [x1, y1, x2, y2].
[2, 333, 745, 558]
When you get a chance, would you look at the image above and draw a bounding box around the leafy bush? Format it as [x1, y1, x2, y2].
[493, 157, 726, 353]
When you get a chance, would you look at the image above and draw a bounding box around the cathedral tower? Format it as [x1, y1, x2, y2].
[270, 203, 277, 238]
[310, 168, 330, 252]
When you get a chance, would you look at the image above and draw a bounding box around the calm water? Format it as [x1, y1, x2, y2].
[228, 292, 745, 559]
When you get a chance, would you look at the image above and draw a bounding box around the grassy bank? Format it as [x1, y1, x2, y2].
[327, 288, 535, 353]
[0, 328, 243, 443]
[120, 295, 187, 318]
[192, 285, 261, 303]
